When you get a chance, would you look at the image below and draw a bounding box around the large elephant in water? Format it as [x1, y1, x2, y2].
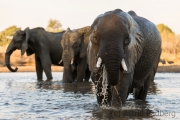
[88, 9, 161, 105]
[5, 27, 65, 83]
[61, 26, 91, 83]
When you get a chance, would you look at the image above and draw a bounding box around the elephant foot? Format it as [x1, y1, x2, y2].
[44, 79, 52, 85]
[37, 79, 43, 85]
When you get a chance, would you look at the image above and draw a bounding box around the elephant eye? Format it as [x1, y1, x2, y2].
[124, 36, 130, 46]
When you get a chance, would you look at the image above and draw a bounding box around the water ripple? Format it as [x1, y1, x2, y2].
[0, 72, 179, 119]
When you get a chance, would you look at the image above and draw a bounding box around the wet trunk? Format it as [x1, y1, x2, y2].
[62, 53, 73, 82]
[101, 43, 123, 86]
[63, 65, 73, 83]
[104, 55, 120, 85]
[62, 51, 75, 83]
[5, 50, 18, 72]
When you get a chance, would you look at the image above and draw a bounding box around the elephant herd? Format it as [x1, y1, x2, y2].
[5, 9, 162, 105]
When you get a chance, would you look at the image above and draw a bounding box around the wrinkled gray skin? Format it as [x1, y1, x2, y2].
[88, 9, 162, 105]
[5, 27, 65, 83]
[61, 26, 91, 83]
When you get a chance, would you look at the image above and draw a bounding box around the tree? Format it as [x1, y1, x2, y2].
[157, 24, 180, 63]
[157, 24, 174, 34]
[46, 19, 63, 32]
[0, 26, 21, 46]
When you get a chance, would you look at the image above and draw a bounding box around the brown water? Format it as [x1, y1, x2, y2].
[0, 72, 179, 119]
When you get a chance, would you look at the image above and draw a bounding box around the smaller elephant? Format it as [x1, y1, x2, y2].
[61, 26, 91, 83]
[5, 27, 65, 83]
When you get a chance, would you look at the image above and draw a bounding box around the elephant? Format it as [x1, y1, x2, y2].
[87, 9, 162, 105]
[5, 27, 65, 83]
[60, 26, 91, 83]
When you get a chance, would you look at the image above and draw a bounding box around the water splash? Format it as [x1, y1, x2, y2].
[95, 65, 123, 107]
[94, 65, 109, 104]
[101, 65, 108, 104]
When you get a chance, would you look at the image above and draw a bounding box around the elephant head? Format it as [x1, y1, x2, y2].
[88, 9, 143, 86]
[5, 27, 30, 72]
[61, 26, 90, 82]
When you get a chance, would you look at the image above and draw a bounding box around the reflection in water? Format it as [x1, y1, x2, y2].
[92, 103, 153, 119]
[0, 72, 179, 119]
[92, 91, 156, 119]
[37, 80, 158, 119]
[38, 81, 94, 94]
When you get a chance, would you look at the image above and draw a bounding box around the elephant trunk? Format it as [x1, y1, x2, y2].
[5, 46, 18, 72]
[104, 54, 120, 85]
[63, 53, 74, 83]
[63, 67, 74, 83]
[99, 42, 125, 86]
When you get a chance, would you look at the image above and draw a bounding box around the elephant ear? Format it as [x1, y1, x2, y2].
[79, 26, 90, 58]
[87, 28, 98, 72]
[21, 27, 30, 56]
[123, 12, 144, 72]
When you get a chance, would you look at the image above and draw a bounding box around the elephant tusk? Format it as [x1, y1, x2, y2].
[121, 58, 128, 72]
[71, 58, 74, 64]
[96, 57, 102, 68]
[58, 59, 63, 64]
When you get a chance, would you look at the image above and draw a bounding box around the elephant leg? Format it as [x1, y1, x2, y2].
[35, 55, 43, 82]
[151, 56, 160, 82]
[62, 71, 67, 83]
[40, 54, 53, 81]
[77, 58, 86, 82]
[118, 73, 132, 104]
[72, 69, 77, 81]
[85, 68, 91, 82]
[90, 72, 96, 83]
[136, 71, 153, 100]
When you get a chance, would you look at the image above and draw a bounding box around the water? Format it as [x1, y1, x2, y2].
[0, 72, 179, 119]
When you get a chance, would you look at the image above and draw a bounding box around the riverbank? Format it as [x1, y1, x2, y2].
[156, 64, 180, 73]
[0, 66, 64, 72]
[0, 65, 180, 73]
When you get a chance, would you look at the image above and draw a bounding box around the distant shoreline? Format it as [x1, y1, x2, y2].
[156, 65, 180, 73]
[0, 66, 64, 72]
[0, 65, 180, 73]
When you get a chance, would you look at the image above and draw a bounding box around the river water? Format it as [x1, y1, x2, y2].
[0, 72, 179, 119]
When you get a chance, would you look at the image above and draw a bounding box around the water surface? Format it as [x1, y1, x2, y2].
[0, 72, 179, 119]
